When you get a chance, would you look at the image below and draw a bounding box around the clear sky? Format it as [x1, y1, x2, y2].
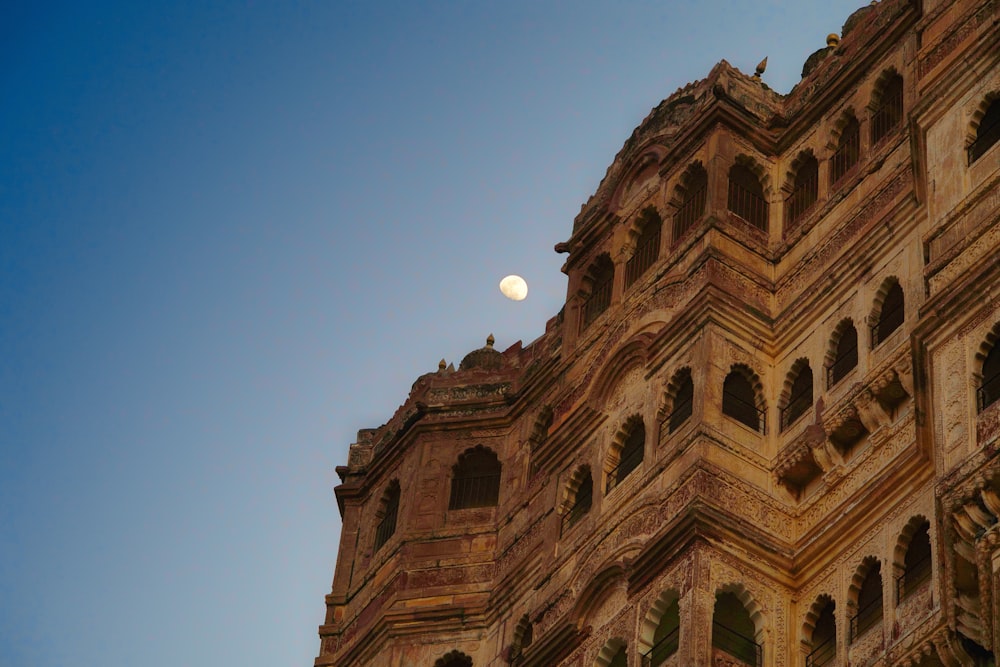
[1, 2, 868, 665]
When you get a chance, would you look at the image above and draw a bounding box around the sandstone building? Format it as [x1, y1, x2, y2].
[315, 1, 1000, 665]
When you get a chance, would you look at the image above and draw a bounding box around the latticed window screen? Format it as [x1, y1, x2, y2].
[871, 74, 903, 144]
[831, 117, 860, 186]
[448, 448, 501, 510]
[785, 156, 819, 230]
[373, 482, 400, 551]
[828, 323, 858, 387]
[727, 164, 768, 231]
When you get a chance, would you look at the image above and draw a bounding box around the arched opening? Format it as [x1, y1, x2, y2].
[595, 638, 628, 667]
[871, 73, 903, 144]
[969, 95, 1000, 163]
[712, 591, 762, 666]
[723, 367, 764, 433]
[373, 480, 400, 552]
[666, 368, 694, 434]
[896, 519, 932, 602]
[806, 597, 836, 667]
[871, 279, 904, 348]
[979, 338, 1000, 412]
[781, 360, 813, 431]
[625, 208, 662, 288]
[849, 558, 883, 642]
[581, 254, 615, 332]
[449, 446, 501, 510]
[644, 597, 679, 666]
[785, 153, 819, 230]
[560, 466, 593, 536]
[434, 650, 473, 667]
[673, 163, 708, 241]
[511, 614, 533, 662]
[827, 320, 858, 387]
[606, 417, 645, 493]
[831, 115, 861, 187]
[727, 163, 768, 231]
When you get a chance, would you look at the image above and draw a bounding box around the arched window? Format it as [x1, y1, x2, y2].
[449, 446, 501, 510]
[373, 480, 400, 552]
[728, 163, 768, 231]
[511, 614, 533, 662]
[871, 73, 903, 145]
[625, 209, 661, 288]
[970, 97, 1000, 163]
[607, 417, 645, 492]
[674, 163, 708, 241]
[434, 650, 473, 667]
[850, 559, 883, 641]
[807, 598, 836, 667]
[780, 361, 813, 431]
[897, 519, 932, 602]
[608, 645, 628, 667]
[723, 368, 764, 433]
[979, 339, 1000, 411]
[713, 592, 762, 666]
[560, 467, 592, 535]
[667, 369, 694, 434]
[644, 598, 679, 666]
[785, 154, 819, 230]
[831, 115, 861, 187]
[581, 255, 615, 332]
[871, 280, 904, 348]
[827, 320, 858, 387]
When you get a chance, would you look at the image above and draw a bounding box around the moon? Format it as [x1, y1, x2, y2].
[499, 275, 528, 301]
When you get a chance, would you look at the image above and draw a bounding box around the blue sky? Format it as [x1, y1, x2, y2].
[2, 2, 866, 665]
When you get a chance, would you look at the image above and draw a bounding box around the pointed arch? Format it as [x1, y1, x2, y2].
[580, 254, 615, 332]
[968, 92, 1000, 163]
[625, 207, 662, 288]
[672, 161, 708, 242]
[780, 358, 813, 431]
[728, 156, 769, 231]
[606, 415, 645, 492]
[663, 367, 694, 434]
[870, 277, 904, 348]
[712, 584, 764, 666]
[723, 364, 766, 433]
[976, 322, 1000, 412]
[830, 112, 861, 187]
[870, 70, 904, 145]
[560, 465, 593, 535]
[373, 479, 401, 552]
[594, 638, 628, 667]
[449, 446, 501, 510]
[784, 150, 819, 231]
[434, 649, 473, 667]
[895, 515, 932, 602]
[639, 588, 680, 665]
[826, 318, 859, 387]
[848, 556, 883, 642]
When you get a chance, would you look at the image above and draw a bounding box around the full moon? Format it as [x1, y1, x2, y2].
[499, 275, 528, 301]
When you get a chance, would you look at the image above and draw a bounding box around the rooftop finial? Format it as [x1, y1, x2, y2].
[753, 57, 768, 81]
[827, 33, 840, 47]
[439, 359, 447, 371]
[486, 334, 495, 349]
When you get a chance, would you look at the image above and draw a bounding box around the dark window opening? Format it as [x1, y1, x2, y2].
[607, 421, 645, 492]
[674, 165, 708, 241]
[871, 75, 903, 145]
[897, 522, 932, 602]
[785, 155, 819, 230]
[668, 372, 694, 434]
[608, 645, 628, 667]
[871, 282, 904, 348]
[781, 364, 813, 431]
[978, 340, 1000, 412]
[828, 323, 859, 387]
[561, 469, 592, 535]
[448, 447, 501, 510]
[807, 601, 836, 667]
[850, 561, 883, 641]
[712, 592, 762, 667]
[373, 481, 400, 552]
[644, 599, 680, 666]
[831, 117, 861, 187]
[625, 212, 662, 288]
[969, 98, 1000, 163]
[581, 256, 614, 332]
[723, 371, 764, 433]
[727, 164, 768, 231]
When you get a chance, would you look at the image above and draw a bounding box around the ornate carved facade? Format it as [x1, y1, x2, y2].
[315, 1, 1000, 665]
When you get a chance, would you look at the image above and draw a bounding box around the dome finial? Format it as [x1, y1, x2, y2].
[827, 33, 840, 47]
[439, 359, 447, 371]
[486, 334, 495, 349]
[752, 56, 768, 81]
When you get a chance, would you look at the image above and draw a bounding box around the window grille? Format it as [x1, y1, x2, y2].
[723, 372, 765, 433]
[785, 158, 819, 231]
[581, 260, 614, 332]
[897, 523, 932, 601]
[448, 449, 501, 510]
[805, 635, 836, 667]
[641, 626, 679, 667]
[969, 99, 1000, 163]
[831, 117, 860, 187]
[673, 168, 708, 241]
[827, 324, 858, 387]
[871, 75, 903, 144]
[870, 283, 904, 348]
[373, 484, 400, 551]
[850, 564, 883, 641]
[665, 374, 694, 434]
[780, 366, 813, 432]
[727, 165, 768, 231]
[625, 217, 661, 288]
[560, 473, 592, 536]
[606, 425, 644, 492]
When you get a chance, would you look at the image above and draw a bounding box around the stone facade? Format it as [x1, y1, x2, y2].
[315, 1, 1000, 665]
